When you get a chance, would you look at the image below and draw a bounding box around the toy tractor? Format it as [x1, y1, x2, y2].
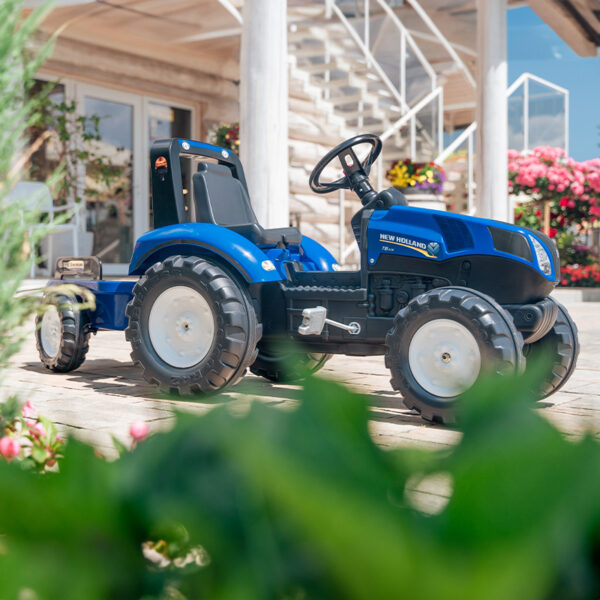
[36, 134, 579, 424]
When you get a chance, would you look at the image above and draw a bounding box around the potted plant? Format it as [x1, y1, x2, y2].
[387, 158, 446, 210]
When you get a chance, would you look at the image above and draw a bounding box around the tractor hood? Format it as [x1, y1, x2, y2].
[367, 206, 560, 304]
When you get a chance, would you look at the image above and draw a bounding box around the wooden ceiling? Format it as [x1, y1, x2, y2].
[35, 0, 244, 80]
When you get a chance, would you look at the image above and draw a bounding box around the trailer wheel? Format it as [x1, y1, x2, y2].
[385, 287, 524, 425]
[524, 298, 579, 399]
[35, 293, 91, 372]
[250, 345, 331, 382]
[125, 255, 260, 395]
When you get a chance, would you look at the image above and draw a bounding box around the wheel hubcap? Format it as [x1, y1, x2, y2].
[408, 318, 481, 398]
[148, 286, 215, 369]
[40, 305, 61, 359]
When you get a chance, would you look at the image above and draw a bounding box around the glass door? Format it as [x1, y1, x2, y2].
[76, 85, 144, 275]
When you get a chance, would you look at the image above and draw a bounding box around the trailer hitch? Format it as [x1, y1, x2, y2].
[298, 306, 361, 336]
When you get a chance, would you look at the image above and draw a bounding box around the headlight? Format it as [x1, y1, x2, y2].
[529, 236, 553, 276]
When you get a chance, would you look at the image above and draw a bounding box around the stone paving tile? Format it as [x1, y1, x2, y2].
[4, 299, 599, 500]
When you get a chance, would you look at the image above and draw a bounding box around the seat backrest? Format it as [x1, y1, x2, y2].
[193, 162, 258, 227]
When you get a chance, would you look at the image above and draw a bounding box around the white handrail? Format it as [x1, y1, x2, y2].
[436, 72, 569, 164]
[507, 71, 569, 96]
[380, 86, 443, 142]
[375, 0, 437, 91]
[327, 0, 409, 112]
[405, 0, 476, 88]
[436, 121, 477, 163]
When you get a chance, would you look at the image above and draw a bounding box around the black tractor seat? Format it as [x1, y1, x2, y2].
[192, 162, 301, 247]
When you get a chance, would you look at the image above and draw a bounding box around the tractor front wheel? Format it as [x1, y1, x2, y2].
[385, 287, 525, 425]
[125, 256, 260, 395]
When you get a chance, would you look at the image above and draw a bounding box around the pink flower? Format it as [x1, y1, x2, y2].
[129, 421, 149, 443]
[22, 401, 37, 420]
[30, 422, 47, 438]
[0, 437, 21, 462]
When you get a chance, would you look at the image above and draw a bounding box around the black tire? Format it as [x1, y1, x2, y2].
[524, 298, 579, 399]
[35, 293, 90, 372]
[250, 344, 332, 382]
[385, 287, 525, 425]
[125, 255, 261, 395]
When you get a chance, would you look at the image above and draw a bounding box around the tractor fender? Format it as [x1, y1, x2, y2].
[300, 235, 338, 271]
[128, 223, 283, 283]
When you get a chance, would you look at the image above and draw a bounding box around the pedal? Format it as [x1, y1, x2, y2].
[298, 306, 361, 336]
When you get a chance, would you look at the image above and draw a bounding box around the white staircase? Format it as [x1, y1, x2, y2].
[286, 0, 477, 263]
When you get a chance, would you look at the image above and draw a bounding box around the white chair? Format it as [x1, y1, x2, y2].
[8, 181, 81, 278]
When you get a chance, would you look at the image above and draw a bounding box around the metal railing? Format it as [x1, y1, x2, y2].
[434, 72, 569, 216]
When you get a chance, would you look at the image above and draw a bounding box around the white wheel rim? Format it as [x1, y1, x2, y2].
[408, 318, 481, 398]
[40, 305, 61, 359]
[148, 286, 216, 369]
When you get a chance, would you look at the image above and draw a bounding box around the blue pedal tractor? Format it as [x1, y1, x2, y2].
[36, 134, 579, 424]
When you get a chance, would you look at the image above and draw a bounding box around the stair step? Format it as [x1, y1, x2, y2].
[310, 75, 350, 89]
[300, 61, 337, 74]
[291, 45, 326, 59]
[331, 93, 365, 106]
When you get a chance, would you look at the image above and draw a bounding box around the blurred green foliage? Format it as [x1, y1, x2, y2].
[0, 373, 598, 600]
[0, 0, 55, 370]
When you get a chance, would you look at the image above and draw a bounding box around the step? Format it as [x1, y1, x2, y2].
[291, 44, 327, 59]
[310, 75, 350, 89]
[300, 61, 337, 74]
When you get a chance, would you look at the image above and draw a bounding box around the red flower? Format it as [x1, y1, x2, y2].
[548, 227, 558, 238]
[559, 197, 569, 208]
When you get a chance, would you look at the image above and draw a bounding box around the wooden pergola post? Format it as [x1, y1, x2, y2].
[239, 0, 289, 228]
[475, 0, 511, 223]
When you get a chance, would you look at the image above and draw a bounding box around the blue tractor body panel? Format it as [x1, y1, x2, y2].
[129, 223, 336, 282]
[367, 206, 558, 283]
[53, 226, 337, 331]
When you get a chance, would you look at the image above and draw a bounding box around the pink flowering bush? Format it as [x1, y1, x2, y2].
[510, 147, 600, 285]
[0, 397, 64, 472]
[510, 147, 600, 238]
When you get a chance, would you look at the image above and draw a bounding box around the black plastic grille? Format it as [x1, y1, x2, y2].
[488, 226, 533, 262]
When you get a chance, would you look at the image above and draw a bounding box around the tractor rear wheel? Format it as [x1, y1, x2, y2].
[250, 345, 331, 382]
[35, 293, 91, 372]
[385, 287, 524, 425]
[523, 298, 579, 399]
[125, 256, 261, 395]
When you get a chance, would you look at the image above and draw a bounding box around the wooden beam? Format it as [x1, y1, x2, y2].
[529, 0, 598, 57]
[175, 27, 241, 44]
[38, 34, 240, 102]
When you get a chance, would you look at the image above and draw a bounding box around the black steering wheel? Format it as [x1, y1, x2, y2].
[309, 134, 382, 199]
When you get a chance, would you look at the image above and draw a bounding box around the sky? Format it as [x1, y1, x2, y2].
[507, 6, 600, 161]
